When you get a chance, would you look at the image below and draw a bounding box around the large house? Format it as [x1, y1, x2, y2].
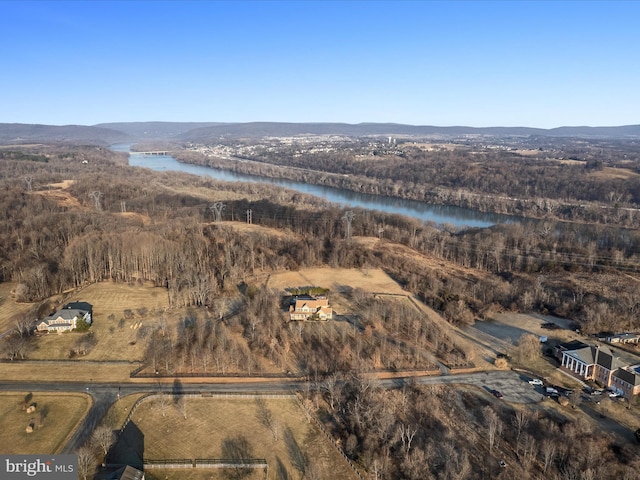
[37, 301, 93, 333]
[558, 342, 640, 397]
[289, 296, 333, 321]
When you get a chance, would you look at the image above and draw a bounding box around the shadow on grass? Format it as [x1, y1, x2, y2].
[106, 420, 144, 470]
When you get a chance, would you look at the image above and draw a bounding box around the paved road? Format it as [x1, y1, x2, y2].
[0, 370, 543, 452]
[3, 370, 634, 451]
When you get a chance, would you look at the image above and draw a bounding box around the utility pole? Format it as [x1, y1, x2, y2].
[209, 202, 226, 222]
[88, 191, 103, 211]
[342, 210, 355, 239]
[246, 209, 252, 224]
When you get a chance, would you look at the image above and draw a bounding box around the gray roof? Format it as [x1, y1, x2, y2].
[112, 465, 144, 480]
[44, 309, 84, 322]
[568, 346, 595, 364]
[62, 301, 92, 313]
[613, 368, 640, 386]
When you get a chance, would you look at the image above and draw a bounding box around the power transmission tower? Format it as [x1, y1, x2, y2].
[246, 209, 252, 224]
[209, 202, 226, 222]
[342, 210, 355, 239]
[24, 176, 33, 192]
[120, 201, 127, 213]
[88, 191, 103, 211]
[378, 225, 385, 239]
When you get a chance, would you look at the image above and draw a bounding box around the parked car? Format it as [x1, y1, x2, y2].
[529, 378, 543, 386]
[492, 390, 504, 399]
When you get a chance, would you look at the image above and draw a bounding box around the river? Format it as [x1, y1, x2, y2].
[112, 144, 514, 228]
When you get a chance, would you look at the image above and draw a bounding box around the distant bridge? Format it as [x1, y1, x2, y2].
[129, 151, 171, 156]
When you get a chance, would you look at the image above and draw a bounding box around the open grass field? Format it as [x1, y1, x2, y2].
[0, 362, 134, 383]
[120, 396, 358, 480]
[0, 282, 39, 333]
[0, 392, 91, 454]
[265, 266, 407, 316]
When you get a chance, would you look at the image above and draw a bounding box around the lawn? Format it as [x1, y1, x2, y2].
[115, 396, 358, 480]
[0, 392, 91, 454]
[29, 281, 171, 361]
[0, 282, 39, 333]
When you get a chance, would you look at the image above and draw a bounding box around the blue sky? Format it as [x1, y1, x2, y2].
[1, 1, 638, 128]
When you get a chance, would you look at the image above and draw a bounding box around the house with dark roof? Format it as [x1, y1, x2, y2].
[36, 301, 92, 333]
[611, 367, 640, 397]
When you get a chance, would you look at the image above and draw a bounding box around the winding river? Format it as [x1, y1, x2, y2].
[113, 144, 515, 228]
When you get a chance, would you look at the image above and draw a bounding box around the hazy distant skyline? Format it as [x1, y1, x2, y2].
[1, 1, 639, 128]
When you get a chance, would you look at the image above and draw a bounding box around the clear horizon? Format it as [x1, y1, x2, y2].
[1, 1, 639, 128]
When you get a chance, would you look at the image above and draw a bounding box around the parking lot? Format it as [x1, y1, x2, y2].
[413, 370, 544, 404]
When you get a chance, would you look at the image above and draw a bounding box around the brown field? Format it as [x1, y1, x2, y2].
[556, 159, 586, 165]
[264, 265, 407, 321]
[0, 362, 134, 383]
[30, 281, 170, 362]
[589, 166, 640, 180]
[0, 282, 39, 332]
[265, 266, 406, 296]
[0, 392, 91, 454]
[32, 180, 85, 209]
[123, 396, 358, 480]
[514, 149, 542, 156]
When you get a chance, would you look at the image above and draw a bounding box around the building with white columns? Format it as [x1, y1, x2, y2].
[558, 342, 640, 397]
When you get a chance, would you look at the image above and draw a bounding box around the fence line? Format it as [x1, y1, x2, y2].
[295, 393, 367, 480]
[130, 368, 297, 379]
[143, 458, 268, 469]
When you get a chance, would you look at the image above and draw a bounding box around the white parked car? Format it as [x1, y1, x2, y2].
[528, 378, 543, 386]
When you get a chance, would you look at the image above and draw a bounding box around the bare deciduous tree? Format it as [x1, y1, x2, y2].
[483, 406, 502, 453]
[76, 446, 97, 480]
[91, 424, 115, 456]
[541, 438, 556, 473]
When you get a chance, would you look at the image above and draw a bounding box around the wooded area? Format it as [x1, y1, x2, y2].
[2, 143, 640, 478]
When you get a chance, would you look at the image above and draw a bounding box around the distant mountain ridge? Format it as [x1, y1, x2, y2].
[94, 121, 228, 139]
[177, 122, 640, 141]
[1, 121, 639, 145]
[0, 123, 130, 145]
